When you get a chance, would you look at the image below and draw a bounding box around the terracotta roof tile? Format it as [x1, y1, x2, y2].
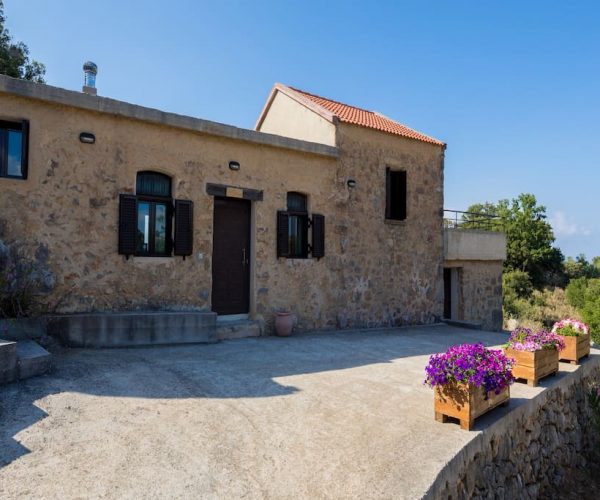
[287, 86, 444, 146]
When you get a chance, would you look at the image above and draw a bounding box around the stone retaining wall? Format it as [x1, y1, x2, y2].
[425, 355, 600, 499]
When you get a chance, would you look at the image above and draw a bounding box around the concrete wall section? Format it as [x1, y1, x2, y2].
[444, 229, 507, 261]
[445, 260, 504, 331]
[257, 90, 337, 146]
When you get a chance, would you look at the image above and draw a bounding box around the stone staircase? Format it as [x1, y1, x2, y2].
[217, 317, 262, 340]
[0, 338, 51, 385]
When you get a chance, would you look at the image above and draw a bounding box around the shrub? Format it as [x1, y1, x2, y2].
[566, 277, 588, 310]
[581, 279, 600, 345]
[0, 241, 47, 318]
[503, 287, 580, 331]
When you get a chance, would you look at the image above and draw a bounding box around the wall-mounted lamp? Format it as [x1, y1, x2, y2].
[347, 179, 357, 188]
[79, 132, 96, 144]
[229, 161, 240, 171]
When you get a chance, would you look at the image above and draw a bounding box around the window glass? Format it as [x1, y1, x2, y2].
[136, 172, 171, 197]
[289, 214, 307, 257]
[287, 192, 307, 213]
[154, 203, 167, 254]
[7, 130, 23, 177]
[137, 201, 151, 254]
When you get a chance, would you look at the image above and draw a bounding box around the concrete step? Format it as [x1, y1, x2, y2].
[17, 340, 51, 380]
[0, 339, 18, 384]
[217, 319, 261, 340]
[442, 319, 483, 330]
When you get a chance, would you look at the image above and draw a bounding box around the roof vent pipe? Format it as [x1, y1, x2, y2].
[82, 61, 98, 95]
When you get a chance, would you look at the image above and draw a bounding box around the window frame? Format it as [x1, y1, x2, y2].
[0, 119, 28, 180]
[134, 172, 173, 258]
[385, 167, 407, 221]
[286, 192, 309, 259]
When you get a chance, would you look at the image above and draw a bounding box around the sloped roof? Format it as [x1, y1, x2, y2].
[258, 83, 444, 147]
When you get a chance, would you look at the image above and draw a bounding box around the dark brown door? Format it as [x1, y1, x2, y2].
[443, 268, 452, 319]
[212, 197, 251, 315]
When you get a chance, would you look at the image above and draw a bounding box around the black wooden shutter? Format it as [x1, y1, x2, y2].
[118, 194, 137, 255]
[385, 167, 391, 219]
[312, 214, 325, 259]
[174, 199, 193, 256]
[277, 211, 289, 257]
[21, 120, 29, 179]
[398, 170, 407, 220]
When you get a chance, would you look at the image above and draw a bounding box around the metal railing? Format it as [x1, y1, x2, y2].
[443, 209, 501, 231]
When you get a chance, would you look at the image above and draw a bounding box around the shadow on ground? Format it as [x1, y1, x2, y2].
[1, 324, 508, 468]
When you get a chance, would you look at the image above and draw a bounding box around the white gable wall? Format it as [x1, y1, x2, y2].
[258, 90, 336, 146]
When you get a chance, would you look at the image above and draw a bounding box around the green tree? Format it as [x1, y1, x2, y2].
[564, 254, 600, 281]
[466, 193, 564, 288]
[0, 1, 45, 82]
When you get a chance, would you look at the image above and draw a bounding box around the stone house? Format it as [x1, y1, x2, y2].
[0, 73, 504, 345]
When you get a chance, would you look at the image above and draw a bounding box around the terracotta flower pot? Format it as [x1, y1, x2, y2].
[275, 312, 294, 337]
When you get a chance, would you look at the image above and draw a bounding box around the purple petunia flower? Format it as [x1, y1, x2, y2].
[424, 343, 515, 395]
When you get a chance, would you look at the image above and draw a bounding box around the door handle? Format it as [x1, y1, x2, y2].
[242, 248, 247, 266]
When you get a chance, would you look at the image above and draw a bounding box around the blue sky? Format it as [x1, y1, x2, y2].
[6, 1, 599, 258]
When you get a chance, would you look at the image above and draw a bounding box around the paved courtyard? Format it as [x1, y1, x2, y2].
[0, 325, 573, 499]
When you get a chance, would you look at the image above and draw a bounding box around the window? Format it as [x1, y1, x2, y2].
[119, 171, 193, 259]
[277, 192, 325, 260]
[0, 120, 29, 180]
[385, 168, 407, 221]
[134, 171, 173, 256]
[287, 192, 309, 258]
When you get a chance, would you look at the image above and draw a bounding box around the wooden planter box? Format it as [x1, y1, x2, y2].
[558, 333, 590, 365]
[504, 347, 559, 387]
[434, 382, 510, 431]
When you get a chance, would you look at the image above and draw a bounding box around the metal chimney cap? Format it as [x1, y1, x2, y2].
[83, 61, 98, 74]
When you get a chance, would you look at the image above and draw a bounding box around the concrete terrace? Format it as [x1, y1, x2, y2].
[0, 325, 598, 499]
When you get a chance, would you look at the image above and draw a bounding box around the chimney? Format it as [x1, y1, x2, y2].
[82, 61, 98, 95]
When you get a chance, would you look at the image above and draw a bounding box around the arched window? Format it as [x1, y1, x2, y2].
[135, 171, 172, 256]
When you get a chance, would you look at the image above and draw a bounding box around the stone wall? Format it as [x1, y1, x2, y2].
[425, 357, 600, 499]
[332, 123, 445, 328]
[0, 90, 445, 333]
[446, 260, 503, 331]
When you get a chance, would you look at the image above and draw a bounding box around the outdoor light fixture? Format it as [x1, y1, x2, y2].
[79, 132, 96, 144]
[347, 179, 357, 188]
[229, 161, 241, 171]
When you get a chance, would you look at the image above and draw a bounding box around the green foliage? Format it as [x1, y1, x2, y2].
[581, 279, 600, 345]
[502, 270, 533, 318]
[467, 193, 564, 289]
[554, 324, 580, 337]
[0, 1, 45, 82]
[566, 277, 588, 310]
[0, 242, 41, 318]
[503, 270, 533, 299]
[564, 254, 600, 281]
[565, 278, 600, 345]
[503, 287, 580, 331]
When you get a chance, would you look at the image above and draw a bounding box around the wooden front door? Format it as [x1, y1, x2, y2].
[212, 197, 251, 315]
